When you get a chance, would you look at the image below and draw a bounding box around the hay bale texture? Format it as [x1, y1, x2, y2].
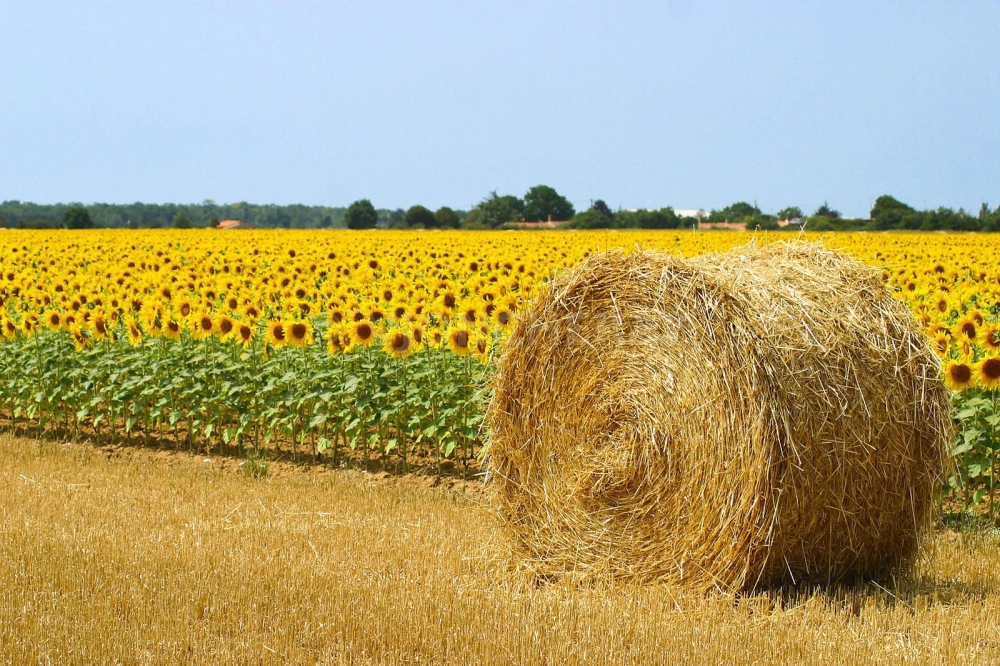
[485, 241, 950, 591]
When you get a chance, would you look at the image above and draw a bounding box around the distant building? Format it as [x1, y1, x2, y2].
[777, 218, 806, 227]
[218, 219, 252, 229]
[674, 209, 706, 220]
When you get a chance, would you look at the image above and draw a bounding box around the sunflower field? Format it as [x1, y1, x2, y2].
[0, 229, 998, 513]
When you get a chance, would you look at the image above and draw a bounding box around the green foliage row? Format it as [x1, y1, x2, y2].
[945, 389, 1000, 523]
[3, 326, 999, 520]
[0, 329, 489, 473]
[0, 201, 365, 230]
[463, 186, 575, 228]
[7, 193, 998, 233]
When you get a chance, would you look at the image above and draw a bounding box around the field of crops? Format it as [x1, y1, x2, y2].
[0, 229, 998, 513]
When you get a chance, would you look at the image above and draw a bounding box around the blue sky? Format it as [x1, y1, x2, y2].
[1, 1, 997, 218]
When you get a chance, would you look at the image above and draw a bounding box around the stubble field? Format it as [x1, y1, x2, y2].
[3, 433, 1000, 665]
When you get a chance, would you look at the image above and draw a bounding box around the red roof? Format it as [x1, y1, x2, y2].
[218, 219, 250, 229]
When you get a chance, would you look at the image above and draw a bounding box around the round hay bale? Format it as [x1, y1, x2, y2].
[485, 241, 951, 591]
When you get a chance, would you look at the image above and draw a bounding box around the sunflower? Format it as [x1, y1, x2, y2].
[981, 325, 1000, 353]
[428, 327, 444, 349]
[236, 322, 255, 349]
[943, 360, 975, 391]
[459, 301, 479, 325]
[176, 299, 193, 319]
[1, 317, 17, 339]
[391, 304, 409, 323]
[139, 303, 162, 329]
[326, 325, 347, 355]
[265, 320, 288, 348]
[447, 326, 473, 356]
[438, 289, 458, 312]
[475, 334, 491, 363]
[124, 315, 143, 346]
[163, 319, 183, 341]
[953, 315, 978, 341]
[215, 314, 236, 341]
[384, 329, 414, 358]
[328, 306, 345, 325]
[931, 294, 951, 315]
[286, 319, 315, 347]
[91, 315, 113, 342]
[243, 304, 261, 322]
[43, 310, 63, 330]
[21, 314, 38, 337]
[69, 324, 91, 352]
[191, 312, 215, 340]
[931, 332, 950, 357]
[492, 305, 515, 331]
[410, 322, 424, 348]
[350, 319, 376, 347]
[978, 357, 1000, 391]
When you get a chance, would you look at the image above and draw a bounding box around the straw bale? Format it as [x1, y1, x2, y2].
[485, 241, 951, 591]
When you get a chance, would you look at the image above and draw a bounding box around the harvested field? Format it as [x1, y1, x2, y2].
[2, 433, 1000, 665]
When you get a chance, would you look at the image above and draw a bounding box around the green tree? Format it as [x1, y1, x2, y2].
[62, 205, 94, 229]
[387, 208, 405, 228]
[618, 208, 679, 229]
[208, 217, 220, 228]
[813, 201, 841, 219]
[571, 208, 613, 229]
[173, 211, 192, 229]
[523, 185, 575, 222]
[708, 201, 760, 223]
[744, 214, 780, 231]
[462, 208, 485, 229]
[476, 191, 524, 228]
[776, 206, 803, 220]
[870, 195, 915, 230]
[434, 206, 460, 229]
[591, 199, 615, 222]
[403, 205, 437, 228]
[345, 199, 378, 229]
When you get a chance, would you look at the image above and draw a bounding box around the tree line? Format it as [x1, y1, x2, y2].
[3, 190, 999, 232]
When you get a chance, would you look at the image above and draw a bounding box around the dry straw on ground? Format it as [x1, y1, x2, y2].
[486, 241, 952, 591]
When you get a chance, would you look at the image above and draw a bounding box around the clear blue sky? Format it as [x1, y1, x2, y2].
[1, 1, 997, 218]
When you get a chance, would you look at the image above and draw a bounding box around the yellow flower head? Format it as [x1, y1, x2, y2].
[943, 360, 975, 392]
[978, 357, 1000, 391]
[265, 320, 288, 348]
[286, 319, 315, 347]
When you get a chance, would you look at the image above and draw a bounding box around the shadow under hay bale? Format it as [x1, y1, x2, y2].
[485, 241, 951, 592]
